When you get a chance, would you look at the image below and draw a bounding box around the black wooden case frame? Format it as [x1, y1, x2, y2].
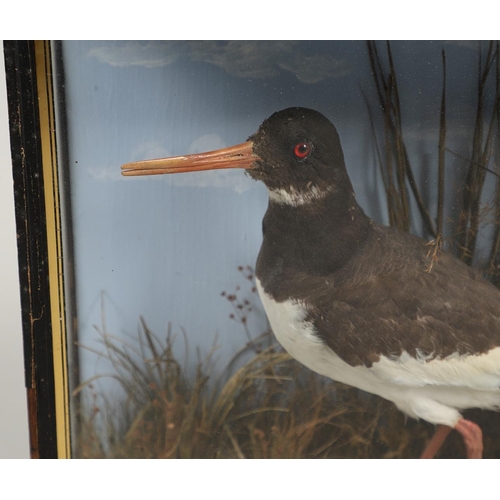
[4, 40, 72, 458]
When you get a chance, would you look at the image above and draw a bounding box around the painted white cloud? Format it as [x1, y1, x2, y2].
[277, 52, 352, 84]
[88, 42, 180, 68]
[86, 166, 121, 181]
[188, 134, 226, 154]
[87, 41, 352, 83]
[86, 141, 172, 181]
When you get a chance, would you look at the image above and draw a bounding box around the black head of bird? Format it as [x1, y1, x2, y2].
[247, 107, 354, 197]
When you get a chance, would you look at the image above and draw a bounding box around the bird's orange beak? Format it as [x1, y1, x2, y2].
[121, 141, 257, 176]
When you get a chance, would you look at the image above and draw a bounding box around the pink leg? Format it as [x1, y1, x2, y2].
[421, 425, 452, 459]
[455, 419, 483, 459]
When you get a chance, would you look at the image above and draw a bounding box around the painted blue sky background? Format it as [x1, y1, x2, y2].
[57, 40, 496, 384]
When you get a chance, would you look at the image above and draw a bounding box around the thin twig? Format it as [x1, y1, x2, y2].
[437, 50, 447, 242]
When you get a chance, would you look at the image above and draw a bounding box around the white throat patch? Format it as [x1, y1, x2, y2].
[268, 185, 332, 207]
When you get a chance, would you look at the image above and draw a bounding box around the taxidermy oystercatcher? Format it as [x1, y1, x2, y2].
[122, 107, 500, 459]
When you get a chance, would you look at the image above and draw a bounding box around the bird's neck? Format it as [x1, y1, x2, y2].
[256, 189, 372, 288]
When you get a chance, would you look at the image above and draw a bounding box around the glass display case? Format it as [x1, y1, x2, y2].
[4, 40, 499, 459]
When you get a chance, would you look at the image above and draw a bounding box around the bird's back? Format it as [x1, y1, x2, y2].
[312, 223, 500, 368]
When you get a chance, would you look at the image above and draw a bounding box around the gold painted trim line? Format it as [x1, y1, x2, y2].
[34, 40, 71, 458]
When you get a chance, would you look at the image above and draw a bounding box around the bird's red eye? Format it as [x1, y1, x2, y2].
[294, 142, 312, 159]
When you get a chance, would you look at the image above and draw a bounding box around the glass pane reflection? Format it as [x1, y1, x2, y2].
[55, 41, 500, 458]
